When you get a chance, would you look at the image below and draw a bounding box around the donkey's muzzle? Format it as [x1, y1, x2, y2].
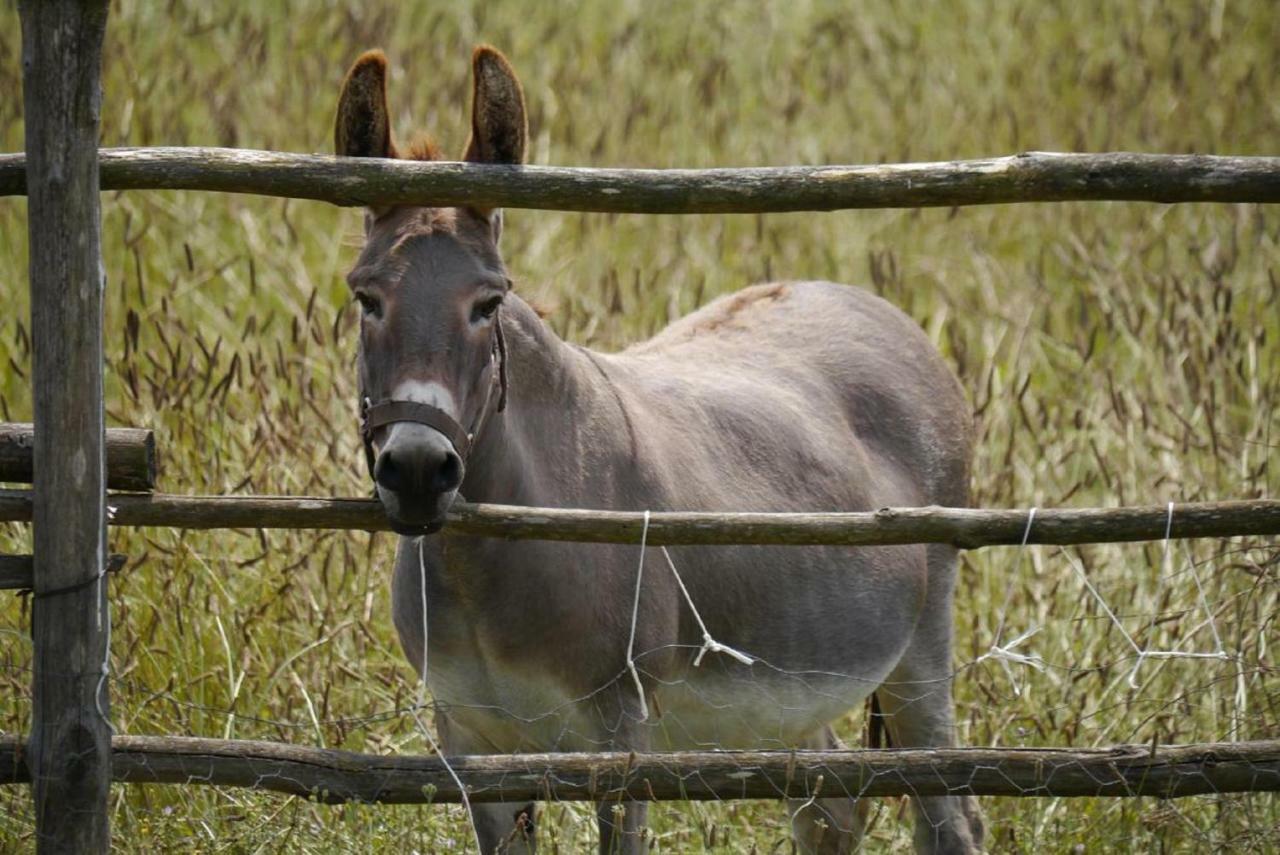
[373, 425, 464, 533]
[375, 445, 463, 495]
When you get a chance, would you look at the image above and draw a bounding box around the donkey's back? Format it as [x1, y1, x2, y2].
[614, 280, 972, 513]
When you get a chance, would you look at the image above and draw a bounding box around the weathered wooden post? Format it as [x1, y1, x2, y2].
[20, 0, 113, 850]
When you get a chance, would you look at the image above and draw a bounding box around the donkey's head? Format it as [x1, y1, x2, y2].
[335, 47, 527, 534]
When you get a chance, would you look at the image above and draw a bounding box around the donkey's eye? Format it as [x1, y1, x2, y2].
[472, 295, 504, 323]
[354, 291, 382, 319]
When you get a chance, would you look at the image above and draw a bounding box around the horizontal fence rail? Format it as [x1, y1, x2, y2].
[0, 423, 156, 492]
[0, 490, 1276, 547]
[0, 149, 1278, 212]
[1, 735, 1276, 802]
[0, 555, 34, 590]
[0, 554, 126, 592]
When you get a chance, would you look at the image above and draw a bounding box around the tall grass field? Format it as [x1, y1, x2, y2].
[1, 1, 1277, 851]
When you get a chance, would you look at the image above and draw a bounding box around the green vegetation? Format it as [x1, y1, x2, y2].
[2, 0, 1277, 850]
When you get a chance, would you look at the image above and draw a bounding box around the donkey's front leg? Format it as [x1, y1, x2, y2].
[596, 797, 648, 855]
[470, 801, 538, 855]
[436, 714, 538, 853]
[593, 697, 652, 855]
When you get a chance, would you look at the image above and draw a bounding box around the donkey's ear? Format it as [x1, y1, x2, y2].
[335, 50, 398, 159]
[463, 46, 527, 166]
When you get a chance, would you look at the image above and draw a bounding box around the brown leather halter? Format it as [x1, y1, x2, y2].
[359, 313, 508, 483]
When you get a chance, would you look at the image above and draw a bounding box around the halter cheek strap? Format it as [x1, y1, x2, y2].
[359, 314, 507, 483]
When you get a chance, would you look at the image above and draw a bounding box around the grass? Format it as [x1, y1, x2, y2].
[1, 0, 1278, 851]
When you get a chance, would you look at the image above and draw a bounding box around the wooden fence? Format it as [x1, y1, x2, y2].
[0, 147, 1277, 212]
[0, 490, 1277, 549]
[3, 2, 1279, 851]
[3, 735, 1278, 803]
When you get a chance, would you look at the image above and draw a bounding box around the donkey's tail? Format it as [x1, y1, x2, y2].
[864, 692, 892, 749]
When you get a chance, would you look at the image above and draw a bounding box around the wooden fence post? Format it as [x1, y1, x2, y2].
[20, 0, 113, 851]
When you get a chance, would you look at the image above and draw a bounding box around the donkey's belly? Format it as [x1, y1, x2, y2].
[413, 539, 927, 753]
[644, 662, 889, 750]
[429, 648, 891, 753]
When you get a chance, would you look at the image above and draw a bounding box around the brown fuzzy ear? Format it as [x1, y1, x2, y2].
[463, 46, 527, 165]
[335, 50, 397, 159]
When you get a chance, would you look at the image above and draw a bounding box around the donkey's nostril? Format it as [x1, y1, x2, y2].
[434, 451, 463, 493]
[374, 451, 404, 493]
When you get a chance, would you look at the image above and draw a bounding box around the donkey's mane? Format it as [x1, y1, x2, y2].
[403, 133, 443, 162]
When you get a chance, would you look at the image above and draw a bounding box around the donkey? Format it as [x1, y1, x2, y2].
[334, 46, 983, 854]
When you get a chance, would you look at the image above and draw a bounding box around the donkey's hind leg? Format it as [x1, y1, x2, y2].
[788, 725, 864, 854]
[876, 544, 983, 854]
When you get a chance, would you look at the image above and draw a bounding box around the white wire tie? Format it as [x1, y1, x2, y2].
[659, 547, 754, 667]
[626, 511, 652, 722]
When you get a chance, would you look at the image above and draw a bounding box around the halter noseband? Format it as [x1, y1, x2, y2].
[359, 313, 508, 483]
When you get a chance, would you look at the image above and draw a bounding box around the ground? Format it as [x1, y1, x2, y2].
[1, 1, 1277, 851]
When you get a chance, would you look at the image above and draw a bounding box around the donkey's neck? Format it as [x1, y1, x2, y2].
[460, 294, 630, 508]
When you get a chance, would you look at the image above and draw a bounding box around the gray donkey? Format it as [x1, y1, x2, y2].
[334, 45, 983, 854]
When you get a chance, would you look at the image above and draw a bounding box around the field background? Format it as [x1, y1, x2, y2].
[2, 0, 1278, 851]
